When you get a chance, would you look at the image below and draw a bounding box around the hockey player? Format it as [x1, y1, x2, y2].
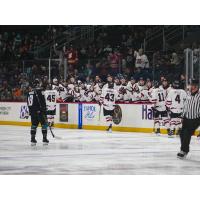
[136, 77, 146, 92]
[166, 80, 187, 137]
[27, 79, 49, 145]
[126, 77, 136, 101]
[44, 84, 58, 127]
[114, 77, 122, 91]
[52, 78, 70, 102]
[159, 78, 171, 97]
[79, 83, 87, 102]
[94, 82, 104, 102]
[102, 74, 114, 90]
[100, 82, 118, 133]
[85, 85, 96, 102]
[73, 85, 81, 102]
[150, 81, 170, 136]
[68, 77, 76, 91]
[140, 80, 153, 102]
[52, 78, 59, 91]
[131, 84, 142, 102]
[118, 77, 129, 102]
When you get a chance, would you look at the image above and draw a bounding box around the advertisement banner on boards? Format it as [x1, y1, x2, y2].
[59, 104, 68, 122]
[83, 104, 97, 121]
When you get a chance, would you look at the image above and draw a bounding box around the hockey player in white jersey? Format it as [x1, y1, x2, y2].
[79, 83, 87, 102]
[85, 85, 96, 102]
[94, 82, 103, 102]
[166, 80, 187, 137]
[44, 85, 58, 127]
[150, 81, 170, 136]
[131, 85, 142, 102]
[100, 82, 118, 133]
[52, 78, 60, 91]
[114, 77, 122, 91]
[159, 78, 171, 97]
[140, 80, 153, 102]
[136, 77, 146, 92]
[73, 85, 81, 102]
[118, 77, 129, 102]
[51, 78, 67, 102]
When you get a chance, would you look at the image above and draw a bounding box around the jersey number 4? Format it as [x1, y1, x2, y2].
[105, 93, 114, 102]
[175, 94, 180, 103]
[47, 94, 56, 102]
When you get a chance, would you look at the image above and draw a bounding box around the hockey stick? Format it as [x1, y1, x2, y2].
[33, 89, 62, 139]
[98, 104, 102, 121]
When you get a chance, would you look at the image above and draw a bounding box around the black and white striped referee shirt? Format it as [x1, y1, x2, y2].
[183, 91, 200, 119]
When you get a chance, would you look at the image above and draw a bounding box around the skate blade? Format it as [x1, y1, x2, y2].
[31, 143, 37, 146]
[43, 142, 49, 146]
[177, 155, 187, 160]
[168, 135, 174, 138]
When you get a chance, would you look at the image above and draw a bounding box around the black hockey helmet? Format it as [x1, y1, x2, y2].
[153, 80, 159, 88]
[189, 78, 199, 86]
[108, 82, 114, 89]
[172, 80, 180, 89]
[32, 78, 40, 88]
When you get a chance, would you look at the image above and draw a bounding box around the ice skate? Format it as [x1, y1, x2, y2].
[43, 137, 49, 145]
[155, 128, 161, 136]
[106, 124, 112, 133]
[168, 129, 174, 138]
[31, 137, 37, 146]
[177, 151, 187, 159]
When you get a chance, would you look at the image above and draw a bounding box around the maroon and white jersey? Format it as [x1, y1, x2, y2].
[44, 90, 58, 112]
[166, 89, 187, 113]
[159, 85, 171, 98]
[85, 91, 96, 102]
[131, 91, 142, 102]
[149, 88, 166, 111]
[140, 88, 150, 101]
[100, 88, 118, 110]
[79, 89, 87, 102]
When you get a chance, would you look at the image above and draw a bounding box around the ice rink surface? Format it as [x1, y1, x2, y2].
[1, 125, 200, 175]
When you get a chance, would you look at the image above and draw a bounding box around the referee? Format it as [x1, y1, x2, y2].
[177, 79, 200, 159]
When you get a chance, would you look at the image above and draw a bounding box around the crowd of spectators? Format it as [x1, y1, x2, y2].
[0, 26, 199, 101]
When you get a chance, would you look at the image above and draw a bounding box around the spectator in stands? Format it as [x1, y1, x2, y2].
[12, 85, 22, 101]
[171, 52, 180, 65]
[64, 45, 78, 67]
[134, 48, 149, 69]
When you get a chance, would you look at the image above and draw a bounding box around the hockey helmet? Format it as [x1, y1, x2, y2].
[172, 80, 180, 89]
[153, 80, 159, 88]
[108, 82, 114, 89]
[32, 78, 40, 88]
[53, 78, 58, 84]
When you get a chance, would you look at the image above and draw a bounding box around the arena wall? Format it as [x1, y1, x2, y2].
[0, 102, 196, 134]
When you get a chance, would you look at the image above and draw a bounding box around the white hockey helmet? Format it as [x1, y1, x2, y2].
[53, 78, 58, 84]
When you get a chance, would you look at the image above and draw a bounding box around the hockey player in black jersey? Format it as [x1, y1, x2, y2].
[27, 79, 49, 145]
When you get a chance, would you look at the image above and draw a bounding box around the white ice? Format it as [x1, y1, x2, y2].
[1, 125, 200, 175]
